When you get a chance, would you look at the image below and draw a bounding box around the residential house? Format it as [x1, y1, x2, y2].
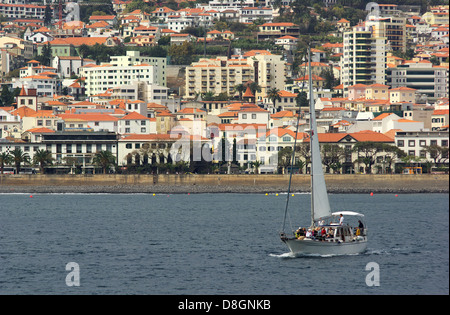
[118, 111, 152, 135]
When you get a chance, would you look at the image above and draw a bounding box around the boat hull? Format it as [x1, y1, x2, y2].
[282, 238, 368, 256]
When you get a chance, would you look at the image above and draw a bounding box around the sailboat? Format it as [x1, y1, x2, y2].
[280, 47, 368, 256]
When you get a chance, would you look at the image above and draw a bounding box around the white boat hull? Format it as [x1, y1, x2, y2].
[282, 238, 368, 256]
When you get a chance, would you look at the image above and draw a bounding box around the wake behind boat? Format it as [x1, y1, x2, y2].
[279, 47, 368, 256]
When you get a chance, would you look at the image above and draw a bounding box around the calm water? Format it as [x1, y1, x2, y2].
[0, 192, 448, 295]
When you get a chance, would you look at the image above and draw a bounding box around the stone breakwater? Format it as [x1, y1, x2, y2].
[0, 174, 448, 194]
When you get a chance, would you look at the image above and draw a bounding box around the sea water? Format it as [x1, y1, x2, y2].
[0, 193, 448, 295]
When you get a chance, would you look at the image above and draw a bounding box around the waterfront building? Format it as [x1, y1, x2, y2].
[395, 130, 449, 162]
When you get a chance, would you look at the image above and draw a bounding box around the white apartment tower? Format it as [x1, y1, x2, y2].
[342, 25, 387, 97]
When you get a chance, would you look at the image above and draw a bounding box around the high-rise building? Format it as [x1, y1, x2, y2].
[342, 25, 387, 97]
[365, 16, 407, 53]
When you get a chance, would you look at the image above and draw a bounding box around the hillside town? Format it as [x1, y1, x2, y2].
[0, 0, 448, 175]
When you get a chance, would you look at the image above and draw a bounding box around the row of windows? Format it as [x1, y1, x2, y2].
[397, 139, 448, 147]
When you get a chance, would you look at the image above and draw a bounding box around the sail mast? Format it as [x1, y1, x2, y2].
[308, 46, 315, 227]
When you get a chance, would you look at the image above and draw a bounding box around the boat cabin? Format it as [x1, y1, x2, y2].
[293, 211, 367, 243]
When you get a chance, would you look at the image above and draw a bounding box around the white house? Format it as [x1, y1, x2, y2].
[53, 56, 96, 78]
[118, 111, 152, 135]
[237, 106, 270, 127]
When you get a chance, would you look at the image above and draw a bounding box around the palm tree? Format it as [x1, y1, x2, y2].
[0, 152, 12, 174]
[250, 160, 261, 174]
[267, 87, 281, 110]
[233, 83, 246, 100]
[93, 150, 116, 174]
[10, 147, 31, 174]
[33, 149, 53, 174]
[248, 82, 262, 95]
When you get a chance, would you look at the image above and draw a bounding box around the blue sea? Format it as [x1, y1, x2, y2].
[0, 192, 448, 295]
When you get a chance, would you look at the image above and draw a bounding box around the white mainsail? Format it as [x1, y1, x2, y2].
[308, 51, 331, 224]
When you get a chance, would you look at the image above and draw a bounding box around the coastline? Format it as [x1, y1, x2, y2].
[1, 174, 448, 194]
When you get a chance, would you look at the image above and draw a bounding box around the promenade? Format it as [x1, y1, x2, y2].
[1, 174, 448, 194]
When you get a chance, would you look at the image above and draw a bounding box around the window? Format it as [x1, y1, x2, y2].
[77, 144, 82, 153]
[408, 150, 415, 156]
[397, 140, 404, 147]
[252, 114, 256, 119]
[442, 140, 448, 147]
[126, 143, 132, 149]
[408, 140, 415, 147]
[242, 114, 247, 119]
[419, 140, 426, 147]
[66, 144, 72, 153]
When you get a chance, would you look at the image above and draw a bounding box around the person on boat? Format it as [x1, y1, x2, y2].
[320, 227, 327, 241]
[326, 228, 334, 239]
[339, 214, 344, 225]
[305, 229, 313, 238]
[358, 220, 364, 234]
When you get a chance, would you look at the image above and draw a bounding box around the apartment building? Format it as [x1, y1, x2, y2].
[185, 57, 254, 99]
[386, 61, 448, 102]
[80, 52, 166, 97]
[0, 3, 46, 20]
[342, 25, 387, 97]
[366, 16, 407, 52]
[109, 51, 167, 87]
[239, 6, 273, 23]
[245, 51, 286, 101]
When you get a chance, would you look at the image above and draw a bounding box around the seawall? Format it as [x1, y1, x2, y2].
[0, 174, 448, 194]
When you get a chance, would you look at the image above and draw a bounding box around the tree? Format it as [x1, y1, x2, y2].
[0, 152, 12, 174]
[424, 145, 449, 165]
[295, 159, 306, 174]
[320, 66, 338, 90]
[33, 149, 53, 174]
[267, 88, 281, 110]
[10, 148, 30, 174]
[296, 143, 311, 173]
[248, 82, 262, 95]
[168, 41, 194, 65]
[93, 150, 116, 174]
[295, 91, 308, 109]
[0, 85, 18, 107]
[352, 141, 384, 174]
[38, 42, 52, 66]
[44, 5, 52, 26]
[250, 160, 261, 174]
[321, 144, 345, 173]
[278, 147, 293, 174]
[382, 144, 406, 174]
[233, 84, 246, 100]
